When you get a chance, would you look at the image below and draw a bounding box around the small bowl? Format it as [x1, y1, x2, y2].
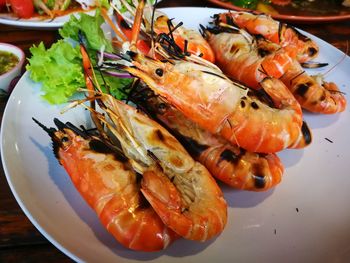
[0, 43, 25, 93]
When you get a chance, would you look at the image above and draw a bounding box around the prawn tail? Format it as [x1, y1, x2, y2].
[288, 121, 313, 149]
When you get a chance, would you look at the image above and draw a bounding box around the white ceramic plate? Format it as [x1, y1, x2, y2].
[1, 7, 350, 263]
[0, 9, 95, 29]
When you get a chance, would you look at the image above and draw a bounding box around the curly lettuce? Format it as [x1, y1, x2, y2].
[59, 8, 113, 52]
[27, 9, 132, 104]
[27, 40, 84, 104]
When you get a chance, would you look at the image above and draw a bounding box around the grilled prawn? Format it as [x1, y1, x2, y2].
[112, 0, 215, 62]
[33, 118, 178, 252]
[203, 27, 295, 89]
[131, 86, 284, 191]
[280, 60, 347, 114]
[117, 51, 311, 153]
[213, 11, 319, 63]
[92, 95, 228, 242]
[204, 27, 346, 114]
[80, 37, 227, 242]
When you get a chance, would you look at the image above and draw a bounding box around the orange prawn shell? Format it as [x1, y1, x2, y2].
[103, 98, 228, 242]
[56, 128, 178, 251]
[205, 31, 297, 89]
[148, 10, 216, 62]
[125, 53, 305, 153]
[217, 12, 319, 63]
[150, 101, 284, 191]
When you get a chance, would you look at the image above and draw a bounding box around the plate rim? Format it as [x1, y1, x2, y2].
[0, 9, 95, 29]
[1, 6, 349, 263]
[0, 70, 84, 262]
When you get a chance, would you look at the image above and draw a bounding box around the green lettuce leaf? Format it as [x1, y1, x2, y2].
[96, 0, 110, 8]
[59, 9, 113, 52]
[95, 73, 132, 100]
[27, 8, 133, 104]
[26, 40, 84, 104]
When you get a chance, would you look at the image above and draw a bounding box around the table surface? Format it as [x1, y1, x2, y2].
[1, 0, 349, 261]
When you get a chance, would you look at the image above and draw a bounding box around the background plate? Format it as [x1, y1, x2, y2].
[0, 9, 95, 29]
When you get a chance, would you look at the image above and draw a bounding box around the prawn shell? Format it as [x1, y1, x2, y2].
[53, 127, 178, 251]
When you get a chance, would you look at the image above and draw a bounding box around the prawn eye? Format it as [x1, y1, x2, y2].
[155, 68, 163, 77]
[61, 136, 69, 142]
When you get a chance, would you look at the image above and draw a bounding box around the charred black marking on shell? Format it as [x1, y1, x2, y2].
[319, 91, 326, 101]
[251, 101, 259, 109]
[253, 174, 266, 189]
[155, 129, 165, 142]
[219, 148, 246, 165]
[296, 83, 310, 97]
[176, 135, 209, 158]
[251, 162, 266, 188]
[254, 88, 276, 108]
[257, 47, 272, 57]
[301, 121, 312, 145]
[89, 139, 129, 163]
[229, 43, 240, 55]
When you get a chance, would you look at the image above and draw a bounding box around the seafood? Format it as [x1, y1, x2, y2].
[280, 60, 347, 114]
[116, 50, 310, 153]
[79, 36, 227, 242]
[213, 11, 319, 63]
[204, 26, 347, 114]
[112, 0, 215, 62]
[130, 85, 284, 191]
[255, 35, 347, 114]
[203, 26, 296, 89]
[33, 118, 178, 252]
[93, 95, 228, 242]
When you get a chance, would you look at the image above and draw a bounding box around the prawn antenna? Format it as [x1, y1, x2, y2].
[150, 0, 158, 41]
[289, 70, 305, 84]
[32, 117, 56, 136]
